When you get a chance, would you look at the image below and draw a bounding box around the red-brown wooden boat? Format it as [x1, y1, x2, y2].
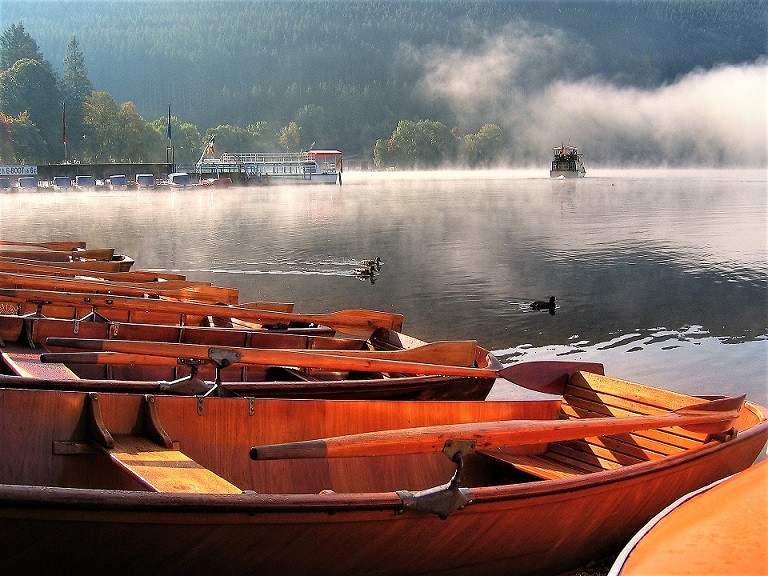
[608, 458, 767, 576]
[0, 315, 500, 400]
[0, 364, 765, 575]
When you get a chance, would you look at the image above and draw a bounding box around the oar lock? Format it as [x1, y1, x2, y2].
[208, 347, 242, 368]
[396, 438, 476, 519]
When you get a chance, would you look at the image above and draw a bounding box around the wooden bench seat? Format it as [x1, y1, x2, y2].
[477, 451, 597, 480]
[106, 435, 242, 494]
[476, 371, 714, 481]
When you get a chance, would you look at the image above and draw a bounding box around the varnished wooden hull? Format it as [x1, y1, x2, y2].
[0, 378, 766, 576]
[0, 315, 500, 400]
[608, 459, 767, 576]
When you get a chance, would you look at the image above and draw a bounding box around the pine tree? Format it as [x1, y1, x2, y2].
[0, 23, 49, 72]
[61, 37, 93, 159]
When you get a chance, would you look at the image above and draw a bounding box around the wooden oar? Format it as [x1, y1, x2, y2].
[43, 339, 479, 368]
[249, 395, 746, 460]
[0, 272, 240, 304]
[0, 288, 403, 335]
[0, 256, 130, 273]
[43, 338, 593, 381]
[0, 247, 115, 260]
[0, 240, 86, 251]
[0, 259, 187, 282]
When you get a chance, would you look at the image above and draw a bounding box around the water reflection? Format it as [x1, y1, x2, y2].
[1, 169, 765, 402]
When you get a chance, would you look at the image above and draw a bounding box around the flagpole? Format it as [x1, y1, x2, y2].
[166, 104, 173, 167]
[62, 101, 67, 162]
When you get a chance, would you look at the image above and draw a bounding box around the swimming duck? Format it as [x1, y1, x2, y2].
[531, 296, 556, 312]
[361, 257, 382, 271]
[354, 264, 377, 277]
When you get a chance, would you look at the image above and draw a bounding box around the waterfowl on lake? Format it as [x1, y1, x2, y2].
[354, 264, 378, 277]
[361, 257, 382, 271]
[531, 296, 556, 311]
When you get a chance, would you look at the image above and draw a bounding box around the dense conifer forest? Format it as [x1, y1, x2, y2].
[0, 0, 765, 166]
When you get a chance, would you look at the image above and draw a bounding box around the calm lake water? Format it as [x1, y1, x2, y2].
[1, 168, 766, 410]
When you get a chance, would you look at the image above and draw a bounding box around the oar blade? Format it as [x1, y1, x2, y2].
[673, 394, 745, 434]
[496, 361, 605, 394]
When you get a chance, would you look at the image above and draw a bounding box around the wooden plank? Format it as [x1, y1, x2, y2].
[561, 401, 707, 448]
[567, 434, 683, 461]
[106, 435, 242, 494]
[566, 371, 699, 411]
[477, 451, 591, 480]
[548, 441, 636, 470]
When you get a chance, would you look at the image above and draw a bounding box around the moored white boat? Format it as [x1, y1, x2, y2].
[195, 149, 342, 185]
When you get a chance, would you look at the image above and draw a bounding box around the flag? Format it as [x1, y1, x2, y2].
[62, 102, 66, 145]
[205, 135, 215, 155]
[166, 104, 172, 140]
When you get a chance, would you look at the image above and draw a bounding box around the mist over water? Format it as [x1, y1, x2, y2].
[1, 169, 765, 405]
[406, 21, 767, 167]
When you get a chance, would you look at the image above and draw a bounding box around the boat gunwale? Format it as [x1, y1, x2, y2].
[0, 403, 765, 516]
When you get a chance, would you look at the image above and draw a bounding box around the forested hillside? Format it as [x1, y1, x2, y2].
[0, 0, 765, 166]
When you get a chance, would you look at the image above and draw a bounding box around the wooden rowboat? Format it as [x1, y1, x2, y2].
[0, 363, 765, 575]
[0, 287, 403, 336]
[608, 458, 767, 576]
[0, 315, 501, 400]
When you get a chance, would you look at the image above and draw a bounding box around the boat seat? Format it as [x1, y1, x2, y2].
[1, 347, 80, 380]
[106, 435, 242, 494]
[476, 450, 597, 480]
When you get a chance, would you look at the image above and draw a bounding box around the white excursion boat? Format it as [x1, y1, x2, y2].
[550, 144, 586, 178]
[195, 148, 342, 185]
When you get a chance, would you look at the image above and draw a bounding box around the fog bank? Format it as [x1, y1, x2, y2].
[405, 23, 767, 166]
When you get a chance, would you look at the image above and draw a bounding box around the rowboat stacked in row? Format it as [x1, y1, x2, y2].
[0, 240, 499, 400]
[0, 239, 135, 272]
[0, 239, 766, 576]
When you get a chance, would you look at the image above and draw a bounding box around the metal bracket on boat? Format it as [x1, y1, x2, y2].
[396, 439, 475, 519]
[159, 359, 214, 396]
[206, 347, 242, 390]
[77, 308, 111, 323]
[20, 299, 50, 319]
[707, 428, 738, 443]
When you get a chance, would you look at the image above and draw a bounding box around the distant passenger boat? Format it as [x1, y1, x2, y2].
[550, 144, 586, 178]
[135, 173, 156, 188]
[196, 149, 342, 185]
